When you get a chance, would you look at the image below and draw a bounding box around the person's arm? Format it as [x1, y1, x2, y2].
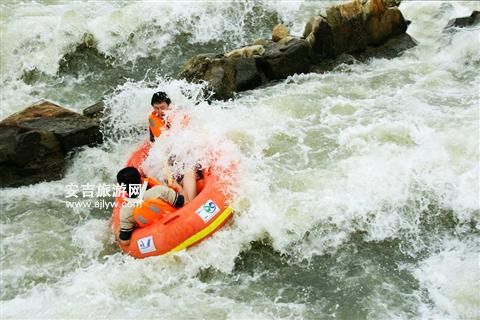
[119, 239, 130, 246]
[177, 169, 197, 204]
[118, 228, 133, 246]
[118, 207, 135, 246]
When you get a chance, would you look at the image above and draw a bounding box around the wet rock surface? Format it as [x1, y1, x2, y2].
[0, 101, 103, 187]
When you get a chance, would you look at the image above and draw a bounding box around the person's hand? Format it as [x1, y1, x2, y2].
[169, 179, 183, 193]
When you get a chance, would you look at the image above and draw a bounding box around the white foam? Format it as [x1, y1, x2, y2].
[0, 250, 305, 319]
[415, 237, 480, 319]
[72, 219, 111, 259]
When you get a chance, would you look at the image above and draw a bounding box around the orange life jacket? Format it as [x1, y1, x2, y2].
[149, 110, 190, 140]
[132, 176, 178, 228]
[148, 112, 168, 139]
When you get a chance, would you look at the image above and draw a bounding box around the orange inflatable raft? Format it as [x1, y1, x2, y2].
[111, 141, 235, 258]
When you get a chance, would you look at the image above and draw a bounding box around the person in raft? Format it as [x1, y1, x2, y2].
[149, 91, 171, 142]
[149, 91, 190, 142]
[116, 167, 197, 246]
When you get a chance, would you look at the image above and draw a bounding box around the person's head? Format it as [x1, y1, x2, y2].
[151, 91, 171, 117]
[116, 167, 141, 198]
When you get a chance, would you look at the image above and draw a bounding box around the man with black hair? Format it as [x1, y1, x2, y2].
[115, 167, 185, 245]
[148, 91, 172, 142]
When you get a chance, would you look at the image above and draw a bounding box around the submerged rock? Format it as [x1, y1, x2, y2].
[179, 0, 415, 100]
[310, 53, 358, 73]
[0, 101, 103, 188]
[444, 11, 480, 30]
[357, 32, 417, 60]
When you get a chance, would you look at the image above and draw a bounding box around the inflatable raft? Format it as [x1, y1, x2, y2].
[111, 141, 234, 258]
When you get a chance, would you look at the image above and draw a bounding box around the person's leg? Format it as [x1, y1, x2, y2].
[182, 169, 197, 203]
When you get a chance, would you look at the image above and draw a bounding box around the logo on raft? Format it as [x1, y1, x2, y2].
[196, 199, 219, 223]
[137, 235, 156, 254]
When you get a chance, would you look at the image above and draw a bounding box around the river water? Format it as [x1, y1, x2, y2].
[1, 1, 479, 319]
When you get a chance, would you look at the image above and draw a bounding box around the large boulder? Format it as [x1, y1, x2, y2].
[0, 127, 65, 188]
[258, 38, 311, 80]
[179, 54, 237, 100]
[179, 39, 311, 100]
[305, 0, 409, 58]
[364, 5, 408, 45]
[179, 48, 264, 100]
[0, 101, 103, 188]
[324, 0, 369, 55]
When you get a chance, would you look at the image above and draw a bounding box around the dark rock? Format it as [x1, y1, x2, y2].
[11, 130, 61, 167]
[0, 126, 65, 188]
[179, 53, 221, 81]
[365, 7, 408, 45]
[19, 117, 101, 153]
[360, 33, 417, 60]
[310, 54, 358, 73]
[0, 101, 102, 188]
[444, 11, 480, 30]
[2, 101, 102, 154]
[311, 32, 416, 73]
[0, 126, 19, 164]
[258, 38, 311, 80]
[325, 0, 369, 55]
[206, 59, 237, 100]
[304, 16, 336, 60]
[235, 58, 264, 92]
[83, 101, 106, 119]
[384, 0, 401, 8]
[319, 0, 409, 54]
[179, 40, 311, 99]
[306, 0, 413, 66]
[304, 0, 409, 57]
[179, 54, 238, 100]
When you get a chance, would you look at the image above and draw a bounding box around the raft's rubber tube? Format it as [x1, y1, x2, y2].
[111, 141, 234, 258]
